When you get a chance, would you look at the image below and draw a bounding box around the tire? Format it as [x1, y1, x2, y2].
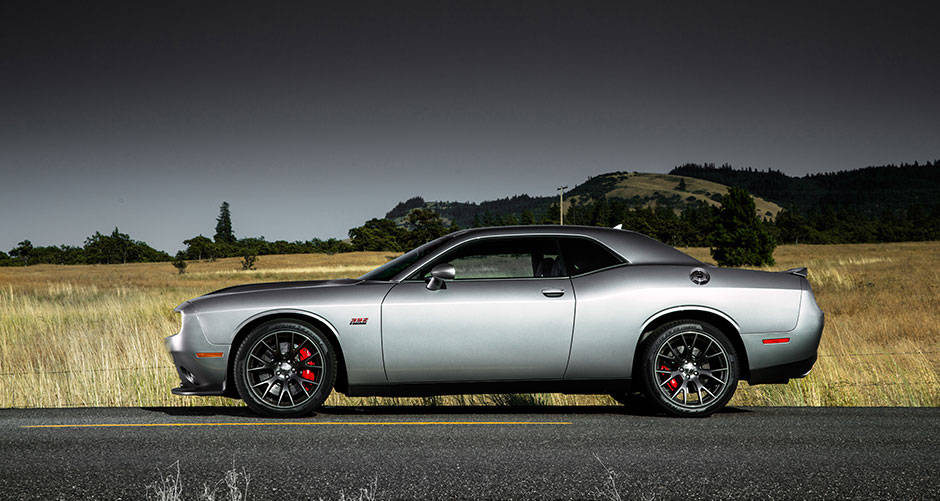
[233, 319, 337, 417]
[639, 320, 739, 417]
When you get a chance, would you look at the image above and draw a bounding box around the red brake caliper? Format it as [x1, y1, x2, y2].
[661, 364, 678, 391]
[299, 347, 316, 384]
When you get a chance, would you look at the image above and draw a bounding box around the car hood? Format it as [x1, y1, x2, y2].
[202, 278, 362, 297]
[173, 278, 366, 313]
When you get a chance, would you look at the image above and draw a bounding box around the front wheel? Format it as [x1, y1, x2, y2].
[639, 320, 739, 417]
[233, 319, 337, 417]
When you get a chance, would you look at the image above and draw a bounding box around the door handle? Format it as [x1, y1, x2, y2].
[541, 288, 565, 298]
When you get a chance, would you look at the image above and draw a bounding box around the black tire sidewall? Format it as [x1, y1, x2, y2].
[233, 319, 337, 417]
[639, 320, 739, 417]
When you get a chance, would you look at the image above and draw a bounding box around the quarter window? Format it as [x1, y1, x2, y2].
[558, 237, 624, 275]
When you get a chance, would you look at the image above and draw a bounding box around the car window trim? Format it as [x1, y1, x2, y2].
[395, 233, 629, 282]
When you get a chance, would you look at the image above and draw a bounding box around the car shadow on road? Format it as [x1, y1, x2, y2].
[141, 404, 750, 419]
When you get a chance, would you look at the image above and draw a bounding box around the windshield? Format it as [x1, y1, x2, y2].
[358, 233, 461, 281]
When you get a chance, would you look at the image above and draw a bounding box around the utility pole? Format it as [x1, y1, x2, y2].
[557, 185, 568, 225]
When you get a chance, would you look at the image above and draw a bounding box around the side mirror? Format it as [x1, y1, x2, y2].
[426, 263, 455, 291]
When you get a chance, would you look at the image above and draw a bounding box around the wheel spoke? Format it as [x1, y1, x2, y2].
[701, 385, 718, 401]
[671, 381, 685, 400]
[701, 372, 725, 384]
[659, 373, 680, 387]
[276, 384, 286, 406]
[261, 338, 277, 356]
[292, 376, 314, 397]
[666, 339, 681, 359]
[285, 383, 295, 406]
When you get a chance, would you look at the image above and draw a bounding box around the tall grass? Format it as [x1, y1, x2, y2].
[0, 244, 937, 408]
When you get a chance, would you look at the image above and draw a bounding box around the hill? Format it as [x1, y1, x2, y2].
[669, 161, 940, 216]
[385, 172, 783, 227]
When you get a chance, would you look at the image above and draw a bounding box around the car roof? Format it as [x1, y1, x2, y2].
[392, 225, 700, 280]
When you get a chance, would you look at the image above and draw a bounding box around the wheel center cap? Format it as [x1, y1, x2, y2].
[279, 362, 293, 372]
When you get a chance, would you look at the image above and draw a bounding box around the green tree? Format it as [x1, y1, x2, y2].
[172, 252, 188, 274]
[710, 187, 776, 266]
[520, 210, 535, 225]
[541, 203, 560, 224]
[182, 235, 216, 261]
[109, 227, 133, 264]
[348, 218, 407, 251]
[405, 209, 449, 248]
[82, 229, 170, 264]
[214, 201, 236, 244]
[591, 198, 611, 226]
[240, 252, 257, 270]
[9, 240, 34, 265]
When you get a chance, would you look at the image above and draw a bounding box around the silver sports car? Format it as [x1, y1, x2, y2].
[166, 225, 823, 417]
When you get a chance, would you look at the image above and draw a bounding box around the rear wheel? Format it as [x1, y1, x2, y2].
[639, 320, 738, 417]
[233, 320, 337, 417]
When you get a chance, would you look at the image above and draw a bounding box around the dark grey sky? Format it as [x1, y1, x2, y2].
[2, 1, 938, 252]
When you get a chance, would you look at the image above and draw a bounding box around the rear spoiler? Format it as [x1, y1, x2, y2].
[784, 267, 808, 278]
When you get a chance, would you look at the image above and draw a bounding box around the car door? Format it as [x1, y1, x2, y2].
[381, 236, 575, 383]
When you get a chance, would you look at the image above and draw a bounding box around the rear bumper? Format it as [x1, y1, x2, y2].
[165, 311, 230, 396]
[748, 355, 817, 384]
[744, 286, 824, 385]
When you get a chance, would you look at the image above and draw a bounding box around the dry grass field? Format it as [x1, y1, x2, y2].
[0, 243, 937, 409]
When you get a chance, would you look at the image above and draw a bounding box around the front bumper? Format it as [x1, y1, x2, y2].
[165, 311, 230, 396]
[744, 286, 825, 385]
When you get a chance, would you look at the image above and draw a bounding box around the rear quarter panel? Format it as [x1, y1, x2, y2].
[565, 264, 802, 379]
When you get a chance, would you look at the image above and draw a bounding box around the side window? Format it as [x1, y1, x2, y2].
[558, 237, 624, 276]
[413, 237, 565, 280]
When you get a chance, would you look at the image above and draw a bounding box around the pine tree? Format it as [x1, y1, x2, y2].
[520, 210, 535, 225]
[214, 202, 235, 244]
[710, 187, 776, 266]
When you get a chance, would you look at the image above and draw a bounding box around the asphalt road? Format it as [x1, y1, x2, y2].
[0, 406, 937, 500]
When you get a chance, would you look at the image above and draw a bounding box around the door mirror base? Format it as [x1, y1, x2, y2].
[426, 277, 446, 291]
[426, 263, 455, 291]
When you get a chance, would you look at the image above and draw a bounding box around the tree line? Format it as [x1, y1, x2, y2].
[6, 162, 937, 269]
[670, 161, 940, 243]
[0, 228, 170, 266]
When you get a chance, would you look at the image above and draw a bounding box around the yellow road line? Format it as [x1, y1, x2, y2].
[22, 421, 571, 429]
